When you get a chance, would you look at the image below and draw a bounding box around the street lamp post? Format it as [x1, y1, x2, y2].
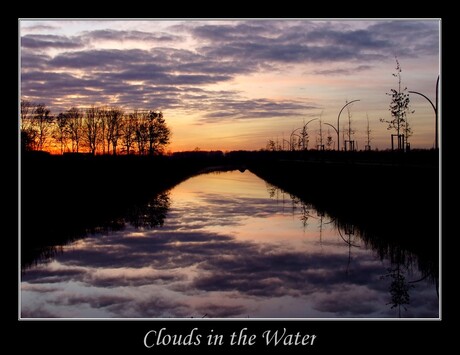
[290, 118, 320, 151]
[290, 132, 304, 151]
[301, 118, 319, 150]
[409, 75, 439, 149]
[337, 100, 360, 151]
[289, 128, 302, 151]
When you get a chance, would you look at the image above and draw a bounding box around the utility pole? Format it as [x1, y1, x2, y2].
[337, 100, 360, 151]
[409, 75, 439, 149]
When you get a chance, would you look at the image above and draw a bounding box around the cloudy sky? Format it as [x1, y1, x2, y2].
[19, 19, 440, 151]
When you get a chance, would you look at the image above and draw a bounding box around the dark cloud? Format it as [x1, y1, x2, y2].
[21, 34, 83, 49]
[82, 29, 182, 43]
[174, 89, 318, 123]
[49, 48, 152, 69]
[22, 59, 315, 118]
[22, 24, 58, 32]
[200, 98, 318, 122]
[21, 46, 254, 113]
[192, 20, 438, 65]
[21, 71, 99, 89]
[306, 28, 391, 49]
[201, 42, 359, 64]
[20, 20, 439, 124]
[20, 52, 50, 69]
[192, 22, 273, 42]
[313, 65, 373, 76]
[21, 67, 186, 111]
[368, 20, 439, 57]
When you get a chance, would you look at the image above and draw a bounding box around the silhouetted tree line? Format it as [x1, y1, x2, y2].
[20, 100, 171, 155]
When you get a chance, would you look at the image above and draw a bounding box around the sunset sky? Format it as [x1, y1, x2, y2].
[19, 19, 440, 151]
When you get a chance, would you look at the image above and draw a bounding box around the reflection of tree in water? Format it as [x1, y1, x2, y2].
[351, 225, 437, 316]
[335, 221, 361, 275]
[22, 191, 171, 269]
[266, 183, 278, 199]
[266, 182, 318, 229]
[264, 181, 438, 315]
[87, 191, 171, 231]
[371, 232, 438, 317]
[378, 242, 419, 317]
[126, 191, 170, 228]
[361, 227, 438, 300]
[381, 264, 414, 317]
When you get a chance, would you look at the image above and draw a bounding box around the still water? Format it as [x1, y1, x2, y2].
[21, 170, 439, 318]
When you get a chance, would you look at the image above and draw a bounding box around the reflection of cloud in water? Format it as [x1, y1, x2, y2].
[23, 265, 87, 284]
[193, 246, 389, 299]
[196, 303, 247, 318]
[111, 295, 191, 318]
[312, 285, 381, 316]
[21, 171, 439, 318]
[167, 194, 283, 231]
[22, 226, 438, 318]
[21, 305, 58, 318]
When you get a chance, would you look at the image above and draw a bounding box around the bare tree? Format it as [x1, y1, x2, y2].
[20, 99, 33, 130]
[380, 57, 414, 150]
[104, 108, 112, 155]
[300, 127, 309, 151]
[84, 106, 101, 155]
[147, 111, 170, 155]
[99, 107, 108, 154]
[66, 107, 84, 153]
[20, 99, 37, 151]
[345, 103, 356, 146]
[326, 129, 334, 150]
[21, 103, 172, 155]
[53, 112, 70, 154]
[135, 111, 149, 155]
[365, 114, 372, 150]
[106, 107, 124, 155]
[121, 111, 138, 155]
[33, 103, 53, 151]
[266, 139, 277, 151]
[316, 117, 324, 150]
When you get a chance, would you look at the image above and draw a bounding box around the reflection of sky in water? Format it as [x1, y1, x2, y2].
[21, 170, 439, 318]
